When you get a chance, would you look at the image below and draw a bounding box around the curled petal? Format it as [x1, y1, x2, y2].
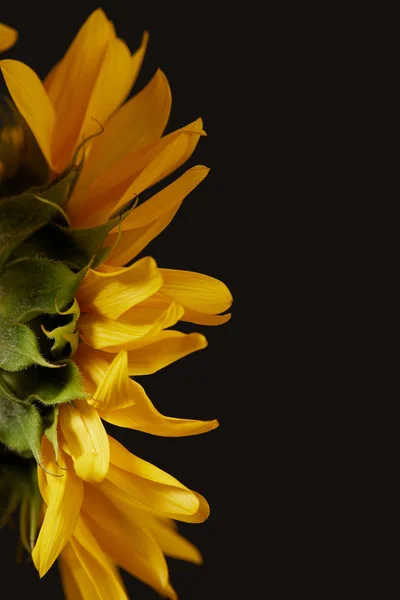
[76, 257, 162, 319]
[126, 331, 208, 375]
[78, 301, 184, 352]
[89, 349, 219, 436]
[59, 400, 110, 483]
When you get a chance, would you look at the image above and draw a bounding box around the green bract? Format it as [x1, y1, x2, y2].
[0, 449, 41, 551]
[0, 122, 136, 466]
[0, 102, 137, 554]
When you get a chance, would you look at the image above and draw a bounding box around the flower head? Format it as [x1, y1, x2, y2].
[0, 9, 232, 599]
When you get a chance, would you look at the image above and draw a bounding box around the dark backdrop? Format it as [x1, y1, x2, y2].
[1, 2, 240, 599]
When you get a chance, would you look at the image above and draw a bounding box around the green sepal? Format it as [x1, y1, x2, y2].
[0, 99, 49, 198]
[9, 194, 139, 270]
[0, 102, 22, 183]
[1, 360, 88, 405]
[0, 257, 86, 323]
[0, 452, 41, 550]
[0, 386, 43, 462]
[0, 195, 58, 271]
[19, 466, 41, 551]
[0, 316, 59, 371]
[37, 162, 82, 209]
[0, 489, 19, 530]
[0, 378, 66, 475]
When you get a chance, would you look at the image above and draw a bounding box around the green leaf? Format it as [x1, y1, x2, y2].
[9, 194, 139, 270]
[0, 316, 57, 371]
[0, 257, 85, 323]
[1, 360, 88, 405]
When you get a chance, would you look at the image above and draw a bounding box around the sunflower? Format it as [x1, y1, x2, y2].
[0, 8, 232, 599]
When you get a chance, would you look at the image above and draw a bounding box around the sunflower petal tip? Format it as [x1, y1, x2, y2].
[32, 551, 48, 579]
[92, 7, 108, 20]
[0, 24, 18, 53]
[199, 165, 211, 175]
[144, 256, 159, 271]
[194, 333, 208, 349]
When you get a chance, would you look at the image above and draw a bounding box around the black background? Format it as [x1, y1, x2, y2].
[1, 2, 243, 598]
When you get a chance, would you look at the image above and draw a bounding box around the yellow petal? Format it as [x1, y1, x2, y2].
[59, 400, 110, 483]
[146, 516, 203, 564]
[124, 165, 210, 231]
[100, 475, 208, 524]
[73, 343, 112, 388]
[45, 8, 113, 171]
[65, 517, 128, 600]
[129, 30, 149, 92]
[77, 341, 216, 436]
[62, 31, 148, 174]
[82, 33, 133, 125]
[159, 268, 233, 314]
[72, 67, 170, 196]
[131, 292, 232, 325]
[90, 350, 134, 411]
[78, 313, 148, 350]
[103, 402, 219, 436]
[0, 23, 17, 53]
[102, 403, 219, 437]
[59, 552, 84, 600]
[32, 441, 83, 577]
[106, 436, 200, 515]
[104, 165, 209, 265]
[114, 122, 205, 212]
[0, 59, 55, 167]
[168, 492, 210, 524]
[69, 119, 205, 229]
[92, 348, 219, 436]
[78, 301, 184, 352]
[83, 485, 175, 598]
[182, 307, 232, 326]
[105, 468, 198, 516]
[60, 546, 92, 600]
[105, 202, 183, 266]
[126, 331, 207, 375]
[76, 256, 162, 319]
